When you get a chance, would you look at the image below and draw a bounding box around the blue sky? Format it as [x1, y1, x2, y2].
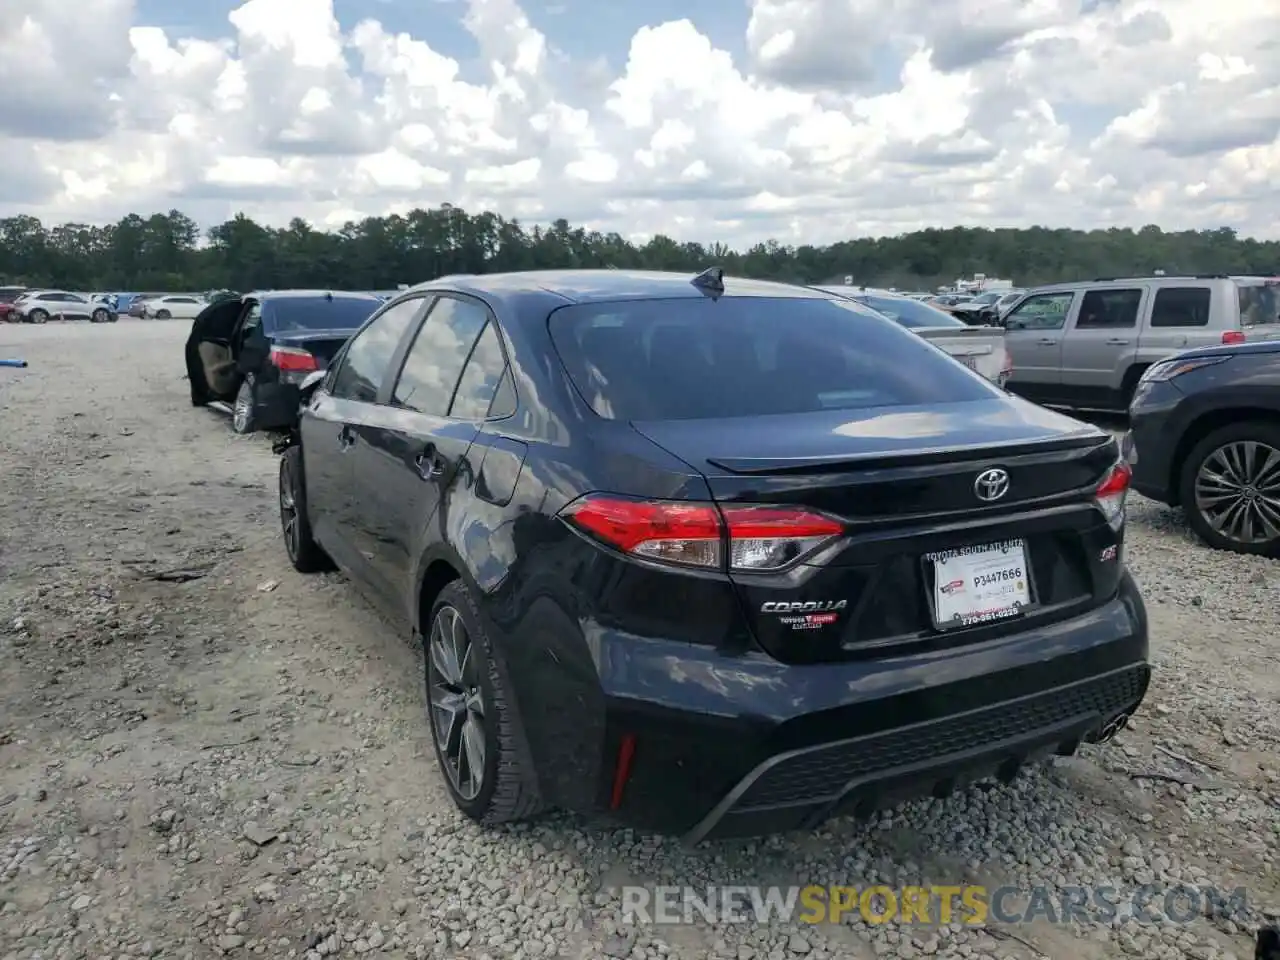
[135, 0, 754, 82]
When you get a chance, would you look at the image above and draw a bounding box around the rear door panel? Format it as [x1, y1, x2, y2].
[1058, 286, 1147, 407]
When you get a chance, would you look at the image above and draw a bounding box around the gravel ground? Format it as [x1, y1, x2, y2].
[0, 320, 1277, 960]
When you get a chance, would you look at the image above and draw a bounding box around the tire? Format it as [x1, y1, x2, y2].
[278, 446, 332, 573]
[424, 581, 545, 826]
[1178, 420, 1280, 557]
[156, 309, 171, 320]
[232, 377, 256, 434]
[91, 308, 109, 323]
[28, 309, 47, 324]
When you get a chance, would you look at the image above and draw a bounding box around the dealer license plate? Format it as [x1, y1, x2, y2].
[927, 539, 1031, 629]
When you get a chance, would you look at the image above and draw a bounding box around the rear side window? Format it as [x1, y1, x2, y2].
[449, 322, 511, 419]
[392, 297, 489, 416]
[1238, 280, 1280, 326]
[1006, 292, 1074, 330]
[1077, 289, 1142, 329]
[1150, 287, 1210, 327]
[330, 297, 424, 403]
[854, 295, 965, 329]
[548, 296, 998, 421]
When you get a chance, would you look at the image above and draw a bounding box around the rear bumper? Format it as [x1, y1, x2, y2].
[516, 571, 1149, 841]
[685, 662, 1146, 842]
[253, 380, 303, 432]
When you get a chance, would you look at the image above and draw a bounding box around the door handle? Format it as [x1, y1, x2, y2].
[1037, 338, 1056, 346]
[415, 449, 443, 480]
[1106, 338, 1130, 345]
[337, 424, 355, 450]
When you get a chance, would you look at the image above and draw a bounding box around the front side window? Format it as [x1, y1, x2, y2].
[392, 297, 490, 416]
[1006, 292, 1074, 330]
[548, 296, 999, 421]
[329, 297, 424, 403]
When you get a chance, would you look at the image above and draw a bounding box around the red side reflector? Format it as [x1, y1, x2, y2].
[609, 734, 637, 810]
[269, 346, 318, 371]
[1222, 331, 1246, 345]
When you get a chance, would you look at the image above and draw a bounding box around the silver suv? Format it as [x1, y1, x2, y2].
[1003, 275, 1280, 412]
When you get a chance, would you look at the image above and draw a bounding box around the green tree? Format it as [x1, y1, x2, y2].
[1, 206, 1276, 292]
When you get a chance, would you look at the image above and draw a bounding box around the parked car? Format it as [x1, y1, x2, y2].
[128, 293, 165, 318]
[815, 287, 1012, 386]
[1126, 339, 1280, 556]
[271, 267, 1149, 841]
[0, 286, 27, 322]
[186, 289, 382, 434]
[1003, 275, 1280, 413]
[137, 294, 206, 320]
[992, 289, 1027, 320]
[11, 290, 116, 323]
[946, 291, 1008, 325]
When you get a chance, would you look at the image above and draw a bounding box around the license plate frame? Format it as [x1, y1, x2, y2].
[923, 539, 1036, 631]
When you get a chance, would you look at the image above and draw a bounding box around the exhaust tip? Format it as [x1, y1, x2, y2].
[1096, 713, 1130, 743]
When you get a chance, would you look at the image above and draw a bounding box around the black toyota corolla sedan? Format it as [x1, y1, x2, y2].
[275, 268, 1150, 841]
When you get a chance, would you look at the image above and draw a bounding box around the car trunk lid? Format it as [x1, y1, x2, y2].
[630, 399, 1125, 664]
[268, 329, 355, 368]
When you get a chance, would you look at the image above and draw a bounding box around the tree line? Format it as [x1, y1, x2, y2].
[0, 205, 1275, 294]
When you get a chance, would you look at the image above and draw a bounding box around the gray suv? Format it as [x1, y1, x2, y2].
[1003, 275, 1280, 412]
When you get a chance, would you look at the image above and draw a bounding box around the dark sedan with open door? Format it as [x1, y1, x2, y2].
[186, 289, 381, 434]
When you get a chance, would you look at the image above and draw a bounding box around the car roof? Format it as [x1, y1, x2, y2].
[1028, 275, 1236, 293]
[247, 289, 383, 302]
[409, 269, 832, 306]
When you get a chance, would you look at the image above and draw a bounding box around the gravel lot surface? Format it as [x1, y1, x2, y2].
[0, 320, 1277, 960]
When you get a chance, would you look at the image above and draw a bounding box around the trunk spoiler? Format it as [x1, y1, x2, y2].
[706, 432, 1112, 475]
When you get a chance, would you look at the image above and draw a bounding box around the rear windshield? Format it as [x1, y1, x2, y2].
[0, 289, 24, 303]
[1237, 279, 1280, 326]
[266, 297, 379, 332]
[548, 296, 999, 421]
[853, 295, 965, 329]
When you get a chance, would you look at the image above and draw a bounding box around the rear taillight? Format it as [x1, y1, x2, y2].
[559, 495, 845, 572]
[269, 346, 318, 371]
[1095, 459, 1131, 532]
[998, 349, 1013, 387]
[1222, 331, 1245, 345]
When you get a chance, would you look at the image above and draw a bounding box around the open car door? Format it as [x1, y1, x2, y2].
[185, 297, 247, 406]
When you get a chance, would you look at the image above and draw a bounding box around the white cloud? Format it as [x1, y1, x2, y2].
[0, 0, 1278, 245]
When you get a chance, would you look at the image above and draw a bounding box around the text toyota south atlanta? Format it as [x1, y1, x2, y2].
[274, 268, 1150, 841]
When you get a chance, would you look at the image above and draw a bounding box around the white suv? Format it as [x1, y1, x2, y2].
[13, 290, 115, 324]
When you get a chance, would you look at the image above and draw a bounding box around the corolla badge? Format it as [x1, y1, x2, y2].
[973, 467, 1010, 502]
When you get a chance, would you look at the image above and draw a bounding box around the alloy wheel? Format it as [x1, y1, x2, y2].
[279, 460, 299, 562]
[427, 606, 486, 801]
[1194, 440, 1280, 545]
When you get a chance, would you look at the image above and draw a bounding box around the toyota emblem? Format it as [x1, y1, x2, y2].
[974, 468, 1010, 502]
